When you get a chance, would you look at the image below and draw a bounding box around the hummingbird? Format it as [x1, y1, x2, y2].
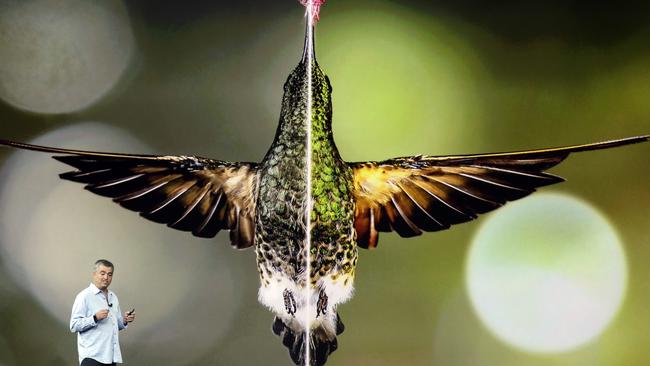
[0, 2, 648, 366]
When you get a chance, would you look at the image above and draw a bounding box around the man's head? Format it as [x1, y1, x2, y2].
[92, 259, 114, 291]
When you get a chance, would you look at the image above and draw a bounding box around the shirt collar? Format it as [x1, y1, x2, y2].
[88, 283, 112, 297]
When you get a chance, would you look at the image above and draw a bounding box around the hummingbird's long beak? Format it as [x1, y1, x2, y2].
[301, 20, 315, 64]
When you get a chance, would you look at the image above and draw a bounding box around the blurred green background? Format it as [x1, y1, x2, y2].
[0, 1, 648, 365]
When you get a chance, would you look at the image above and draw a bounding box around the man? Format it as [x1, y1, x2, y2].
[70, 259, 135, 366]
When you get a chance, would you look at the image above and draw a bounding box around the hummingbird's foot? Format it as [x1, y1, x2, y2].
[283, 289, 297, 316]
[317, 289, 328, 317]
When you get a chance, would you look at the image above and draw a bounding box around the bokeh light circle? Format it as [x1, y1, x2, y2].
[0, 123, 242, 364]
[466, 193, 627, 353]
[0, 0, 134, 113]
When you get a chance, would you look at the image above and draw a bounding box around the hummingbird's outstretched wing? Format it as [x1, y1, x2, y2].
[349, 135, 648, 249]
[0, 140, 258, 249]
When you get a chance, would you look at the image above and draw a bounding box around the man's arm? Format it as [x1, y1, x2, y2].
[69, 294, 96, 333]
[117, 302, 127, 331]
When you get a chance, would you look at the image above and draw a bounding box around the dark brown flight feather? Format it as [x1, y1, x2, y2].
[0, 139, 258, 249]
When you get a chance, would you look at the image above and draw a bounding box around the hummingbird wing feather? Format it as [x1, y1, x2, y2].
[0, 140, 258, 249]
[349, 135, 648, 249]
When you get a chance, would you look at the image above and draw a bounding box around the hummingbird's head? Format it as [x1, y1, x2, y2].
[279, 18, 332, 120]
[275, 0, 332, 138]
[281, 57, 331, 106]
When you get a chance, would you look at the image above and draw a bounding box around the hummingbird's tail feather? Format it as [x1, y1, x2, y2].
[272, 313, 345, 366]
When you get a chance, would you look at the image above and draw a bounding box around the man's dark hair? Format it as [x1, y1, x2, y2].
[94, 259, 114, 271]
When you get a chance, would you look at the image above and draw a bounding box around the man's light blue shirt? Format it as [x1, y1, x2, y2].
[70, 283, 127, 364]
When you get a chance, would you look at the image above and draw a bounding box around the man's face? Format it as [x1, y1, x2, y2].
[92, 264, 113, 291]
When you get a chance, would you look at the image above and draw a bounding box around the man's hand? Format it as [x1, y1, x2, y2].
[123, 311, 135, 325]
[95, 309, 109, 322]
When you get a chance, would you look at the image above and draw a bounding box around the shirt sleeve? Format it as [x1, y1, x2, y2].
[70, 293, 96, 333]
[116, 298, 127, 331]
